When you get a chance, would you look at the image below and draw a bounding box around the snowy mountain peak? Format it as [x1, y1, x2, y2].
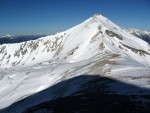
[92, 13, 105, 17]
[0, 14, 150, 68]
[0, 14, 150, 112]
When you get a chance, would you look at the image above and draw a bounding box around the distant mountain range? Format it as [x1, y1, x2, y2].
[0, 34, 16, 39]
[0, 34, 47, 44]
[125, 28, 150, 44]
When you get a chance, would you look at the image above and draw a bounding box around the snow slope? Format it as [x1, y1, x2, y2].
[0, 14, 150, 112]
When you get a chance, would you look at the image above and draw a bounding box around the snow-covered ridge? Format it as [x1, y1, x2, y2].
[0, 14, 150, 68]
[0, 14, 150, 112]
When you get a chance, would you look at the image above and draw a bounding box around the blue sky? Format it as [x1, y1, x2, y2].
[0, 0, 150, 35]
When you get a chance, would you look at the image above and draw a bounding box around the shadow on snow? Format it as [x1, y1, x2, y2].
[0, 75, 150, 113]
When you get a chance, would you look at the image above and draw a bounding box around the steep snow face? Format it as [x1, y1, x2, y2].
[0, 14, 150, 111]
[125, 28, 150, 44]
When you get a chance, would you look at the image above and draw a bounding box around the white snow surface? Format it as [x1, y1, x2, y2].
[0, 14, 150, 111]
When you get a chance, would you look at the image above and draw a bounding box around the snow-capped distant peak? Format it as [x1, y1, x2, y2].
[1, 34, 16, 39]
[125, 28, 150, 44]
[125, 28, 150, 35]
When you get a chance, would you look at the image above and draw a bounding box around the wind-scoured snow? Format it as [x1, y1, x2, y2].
[0, 14, 150, 112]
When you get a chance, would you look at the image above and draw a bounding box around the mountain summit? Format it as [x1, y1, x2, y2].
[0, 14, 150, 112]
[0, 14, 149, 68]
